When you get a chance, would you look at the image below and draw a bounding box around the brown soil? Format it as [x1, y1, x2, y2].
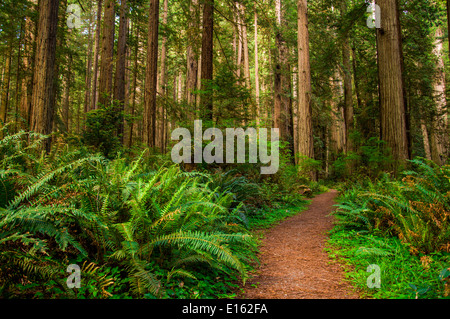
[240, 190, 359, 299]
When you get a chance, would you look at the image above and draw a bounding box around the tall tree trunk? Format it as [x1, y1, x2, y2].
[20, 0, 37, 130]
[62, 54, 72, 132]
[254, 10, 260, 126]
[156, 0, 168, 152]
[0, 49, 12, 138]
[240, 2, 250, 89]
[114, 0, 129, 144]
[128, 24, 139, 148]
[144, 0, 160, 147]
[341, 2, 353, 155]
[376, 0, 410, 168]
[200, 0, 214, 121]
[91, 0, 103, 110]
[274, 0, 292, 146]
[430, 27, 448, 164]
[98, 0, 115, 109]
[30, 0, 60, 152]
[186, 0, 200, 116]
[297, 0, 315, 180]
[421, 119, 432, 160]
[329, 69, 346, 160]
[84, 9, 93, 116]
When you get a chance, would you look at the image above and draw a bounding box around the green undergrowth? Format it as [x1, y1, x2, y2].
[327, 230, 450, 299]
[327, 158, 450, 299]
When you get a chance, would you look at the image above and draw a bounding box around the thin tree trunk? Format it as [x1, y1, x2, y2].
[91, 0, 103, 110]
[156, 0, 168, 152]
[421, 120, 432, 160]
[240, 2, 250, 89]
[200, 0, 214, 121]
[114, 0, 128, 144]
[128, 24, 139, 148]
[0, 49, 12, 138]
[84, 9, 93, 116]
[186, 0, 200, 114]
[62, 54, 72, 132]
[255, 10, 260, 126]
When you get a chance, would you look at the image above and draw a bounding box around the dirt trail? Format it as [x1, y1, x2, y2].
[241, 190, 358, 299]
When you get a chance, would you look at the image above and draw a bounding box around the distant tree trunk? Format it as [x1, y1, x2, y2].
[376, 0, 410, 168]
[128, 24, 139, 148]
[30, 0, 60, 152]
[341, 2, 354, 155]
[430, 27, 448, 165]
[98, 0, 115, 109]
[274, 0, 292, 146]
[62, 54, 72, 132]
[114, 0, 128, 144]
[144, 0, 160, 147]
[84, 10, 93, 116]
[200, 0, 214, 121]
[297, 0, 315, 180]
[156, 0, 168, 152]
[20, 1, 36, 130]
[421, 119, 432, 160]
[254, 10, 260, 126]
[240, 2, 250, 89]
[0, 49, 12, 138]
[91, 0, 103, 110]
[186, 0, 200, 115]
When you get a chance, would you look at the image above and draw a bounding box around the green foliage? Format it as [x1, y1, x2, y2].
[333, 158, 450, 255]
[0, 131, 258, 298]
[327, 230, 450, 299]
[82, 103, 123, 158]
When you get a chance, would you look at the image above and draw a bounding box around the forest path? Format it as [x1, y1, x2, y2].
[240, 190, 359, 299]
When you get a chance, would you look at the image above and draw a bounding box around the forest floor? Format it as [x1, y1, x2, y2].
[239, 190, 360, 299]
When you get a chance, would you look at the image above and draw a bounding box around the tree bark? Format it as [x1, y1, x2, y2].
[156, 0, 168, 152]
[114, 0, 129, 144]
[274, 0, 292, 146]
[297, 0, 316, 180]
[84, 8, 93, 116]
[30, 0, 60, 152]
[200, 0, 214, 121]
[144, 0, 160, 147]
[91, 0, 103, 110]
[0, 48, 12, 137]
[376, 0, 410, 169]
[254, 10, 260, 126]
[430, 27, 448, 165]
[62, 54, 72, 132]
[98, 0, 115, 109]
[186, 0, 200, 115]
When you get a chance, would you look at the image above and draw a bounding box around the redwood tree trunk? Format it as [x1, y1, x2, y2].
[98, 0, 115, 109]
[200, 0, 214, 121]
[30, 0, 60, 152]
[91, 0, 103, 110]
[185, 0, 200, 115]
[114, 0, 129, 143]
[144, 0, 160, 147]
[297, 0, 315, 180]
[376, 0, 410, 168]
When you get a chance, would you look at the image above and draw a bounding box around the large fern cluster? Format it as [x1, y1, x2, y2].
[333, 158, 450, 255]
[0, 131, 257, 298]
